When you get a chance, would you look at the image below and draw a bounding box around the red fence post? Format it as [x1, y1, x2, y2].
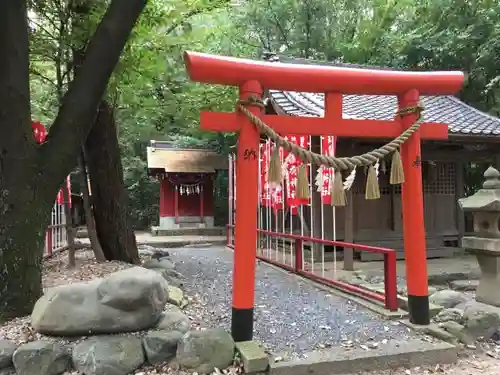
[294, 239, 303, 272]
[384, 251, 398, 311]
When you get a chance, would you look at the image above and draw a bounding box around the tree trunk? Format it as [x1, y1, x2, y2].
[0, 0, 46, 320]
[0, 0, 146, 319]
[85, 101, 139, 264]
[78, 151, 106, 262]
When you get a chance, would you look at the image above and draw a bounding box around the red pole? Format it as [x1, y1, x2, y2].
[384, 252, 398, 311]
[231, 80, 263, 342]
[294, 239, 303, 272]
[399, 90, 430, 324]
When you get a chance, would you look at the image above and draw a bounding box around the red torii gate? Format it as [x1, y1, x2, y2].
[183, 51, 465, 341]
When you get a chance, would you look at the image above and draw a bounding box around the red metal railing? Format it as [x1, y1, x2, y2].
[226, 224, 398, 311]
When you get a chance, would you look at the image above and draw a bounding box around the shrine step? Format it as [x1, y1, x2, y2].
[151, 226, 225, 237]
[359, 246, 458, 261]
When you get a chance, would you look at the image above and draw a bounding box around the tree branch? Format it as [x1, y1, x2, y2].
[38, 0, 147, 197]
[30, 18, 59, 41]
[266, 0, 291, 48]
[164, 1, 230, 35]
[30, 68, 57, 88]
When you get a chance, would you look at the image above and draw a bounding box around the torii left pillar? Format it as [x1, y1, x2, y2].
[183, 51, 465, 341]
[231, 81, 263, 341]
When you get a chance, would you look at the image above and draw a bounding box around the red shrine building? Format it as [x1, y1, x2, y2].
[147, 141, 228, 232]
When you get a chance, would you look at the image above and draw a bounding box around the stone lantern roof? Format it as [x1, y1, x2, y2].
[458, 167, 500, 212]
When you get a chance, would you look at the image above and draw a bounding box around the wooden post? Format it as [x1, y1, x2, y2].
[231, 80, 263, 342]
[200, 182, 205, 223]
[174, 185, 179, 225]
[343, 188, 355, 270]
[455, 161, 465, 242]
[495, 154, 500, 170]
[399, 90, 430, 325]
[311, 136, 323, 259]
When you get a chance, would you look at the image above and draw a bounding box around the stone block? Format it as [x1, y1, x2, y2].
[440, 321, 475, 345]
[423, 325, 458, 344]
[235, 341, 269, 373]
[474, 253, 500, 307]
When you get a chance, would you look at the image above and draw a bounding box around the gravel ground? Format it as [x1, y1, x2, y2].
[0, 248, 243, 375]
[172, 246, 414, 358]
[357, 351, 499, 375]
[1, 245, 499, 375]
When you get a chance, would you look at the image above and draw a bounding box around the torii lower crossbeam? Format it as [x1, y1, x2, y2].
[183, 51, 465, 342]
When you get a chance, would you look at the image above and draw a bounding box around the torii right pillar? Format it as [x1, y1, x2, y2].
[399, 89, 429, 322]
[184, 51, 465, 338]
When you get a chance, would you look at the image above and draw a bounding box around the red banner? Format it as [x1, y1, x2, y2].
[259, 141, 271, 207]
[283, 135, 310, 215]
[319, 136, 337, 204]
[259, 140, 286, 213]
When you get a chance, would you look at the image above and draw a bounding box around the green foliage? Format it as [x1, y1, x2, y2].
[112, 0, 241, 227]
[28, 0, 500, 228]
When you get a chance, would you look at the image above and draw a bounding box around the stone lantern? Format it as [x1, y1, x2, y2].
[458, 166, 500, 307]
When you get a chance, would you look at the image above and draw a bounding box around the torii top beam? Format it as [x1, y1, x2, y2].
[184, 51, 464, 96]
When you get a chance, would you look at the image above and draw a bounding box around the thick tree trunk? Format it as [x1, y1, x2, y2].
[85, 101, 140, 264]
[0, 0, 146, 319]
[78, 152, 106, 262]
[0, 1, 46, 320]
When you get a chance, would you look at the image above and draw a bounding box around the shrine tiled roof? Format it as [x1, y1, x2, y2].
[147, 141, 228, 173]
[264, 54, 500, 137]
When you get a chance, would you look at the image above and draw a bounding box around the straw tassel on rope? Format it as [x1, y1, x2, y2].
[268, 144, 282, 185]
[296, 163, 310, 199]
[390, 149, 405, 185]
[365, 164, 380, 200]
[331, 170, 346, 206]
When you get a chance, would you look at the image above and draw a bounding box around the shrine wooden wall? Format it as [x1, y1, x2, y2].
[160, 176, 214, 218]
[262, 141, 462, 261]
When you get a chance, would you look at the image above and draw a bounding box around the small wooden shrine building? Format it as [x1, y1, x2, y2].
[147, 141, 228, 231]
[261, 53, 500, 260]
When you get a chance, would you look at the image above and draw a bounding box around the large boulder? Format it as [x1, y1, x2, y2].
[143, 331, 183, 365]
[142, 258, 175, 271]
[156, 311, 191, 334]
[429, 290, 468, 308]
[72, 336, 144, 375]
[31, 267, 169, 336]
[440, 321, 475, 345]
[462, 302, 500, 340]
[12, 341, 70, 375]
[151, 269, 184, 288]
[433, 308, 464, 324]
[0, 340, 16, 369]
[176, 329, 235, 374]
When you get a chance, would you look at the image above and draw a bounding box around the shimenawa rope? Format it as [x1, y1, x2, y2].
[237, 95, 424, 206]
